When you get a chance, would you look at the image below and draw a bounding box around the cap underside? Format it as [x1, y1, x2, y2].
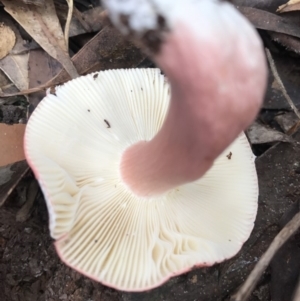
[24, 68, 258, 291]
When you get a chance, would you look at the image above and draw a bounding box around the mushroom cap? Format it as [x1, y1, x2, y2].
[24, 68, 258, 291]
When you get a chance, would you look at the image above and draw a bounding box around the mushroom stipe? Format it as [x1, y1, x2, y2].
[24, 68, 258, 292]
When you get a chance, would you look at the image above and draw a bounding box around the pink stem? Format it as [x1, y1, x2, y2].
[120, 21, 267, 197]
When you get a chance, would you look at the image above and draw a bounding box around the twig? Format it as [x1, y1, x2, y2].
[265, 48, 300, 120]
[231, 211, 300, 301]
[0, 83, 56, 97]
[64, 0, 74, 50]
[293, 277, 300, 301]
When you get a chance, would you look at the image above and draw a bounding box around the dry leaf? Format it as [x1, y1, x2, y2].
[277, 0, 300, 13]
[238, 7, 300, 40]
[0, 53, 29, 92]
[0, 69, 12, 88]
[269, 32, 300, 55]
[28, 49, 62, 107]
[274, 112, 300, 133]
[0, 23, 16, 59]
[275, 113, 298, 133]
[247, 122, 294, 144]
[0, 160, 29, 207]
[22, 0, 45, 5]
[0, 68, 13, 89]
[0, 26, 146, 98]
[0, 123, 26, 166]
[2, 0, 78, 79]
[0, 12, 38, 55]
[0, 69, 18, 95]
[0, 14, 29, 92]
[46, 26, 146, 87]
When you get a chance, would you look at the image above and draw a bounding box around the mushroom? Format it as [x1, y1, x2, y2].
[24, 0, 267, 293]
[104, 0, 267, 196]
[25, 69, 259, 291]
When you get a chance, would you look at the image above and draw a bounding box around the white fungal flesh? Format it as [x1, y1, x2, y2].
[25, 69, 258, 291]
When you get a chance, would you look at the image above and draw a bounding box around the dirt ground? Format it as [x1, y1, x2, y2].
[1, 102, 300, 301]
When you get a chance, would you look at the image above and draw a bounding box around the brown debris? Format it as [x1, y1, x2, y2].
[0, 23, 16, 60]
[277, 0, 300, 13]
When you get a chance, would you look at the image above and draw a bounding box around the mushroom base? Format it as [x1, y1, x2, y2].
[120, 140, 170, 197]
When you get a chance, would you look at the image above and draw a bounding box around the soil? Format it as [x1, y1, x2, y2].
[0, 98, 300, 301]
[0, 104, 27, 125]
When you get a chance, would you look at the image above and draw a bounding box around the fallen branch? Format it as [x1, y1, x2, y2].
[265, 48, 300, 121]
[265, 48, 300, 135]
[231, 211, 300, 301]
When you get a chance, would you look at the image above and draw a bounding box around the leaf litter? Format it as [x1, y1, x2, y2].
[2, 0, 78, 79]
[0, 22, 15, 60]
